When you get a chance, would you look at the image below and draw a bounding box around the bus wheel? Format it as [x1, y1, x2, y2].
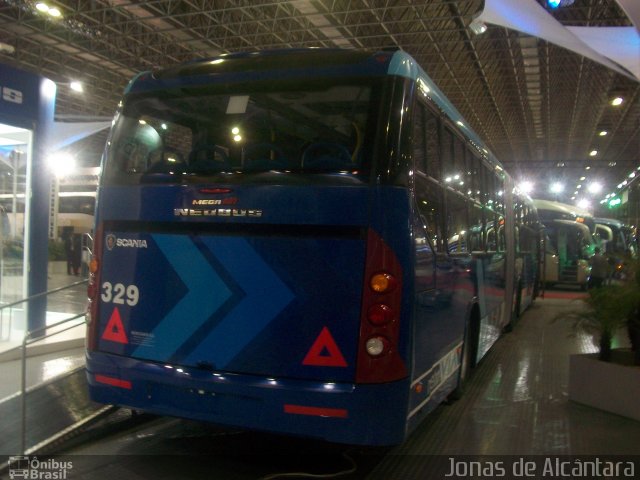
[447, 308, 479, 402]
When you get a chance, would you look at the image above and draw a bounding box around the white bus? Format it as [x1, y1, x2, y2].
[533, 199, 596, 290]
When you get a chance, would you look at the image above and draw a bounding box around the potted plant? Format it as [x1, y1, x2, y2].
[624, 258, 640, 365]
[563, 285, 638, 361]
[559, 281, 640, 421]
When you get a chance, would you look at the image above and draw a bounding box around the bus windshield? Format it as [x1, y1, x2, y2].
[104, 80, 377, 183]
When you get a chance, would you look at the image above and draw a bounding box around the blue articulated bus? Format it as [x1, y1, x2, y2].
[86, 49, 541, 445]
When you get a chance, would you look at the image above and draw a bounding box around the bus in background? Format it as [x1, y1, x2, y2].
[594, 216, 637, 279]
[533, 199, 596, 290]
[0, 192, 95, 239]
[86, 49, 541, 446]
[512, 195, 543, 317]
[594, 217, 636, 257]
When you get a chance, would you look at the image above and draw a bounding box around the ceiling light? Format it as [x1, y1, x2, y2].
[599, 130, 608, 136]
[0, 42, 15, 54]
[547, 0, 575, 8]
[587, 182, 602, 194]
[550, 182, 564, 194]
[469, 19, 488, 35]
[35, 3, 62, 18]
[577, 199, 591, 210]
[69, 81, 83, 93]
[519, 181, 534, 194]
[47, 153, 76, 178]
[611, 97, 624, 106]
[589, 150, 598, 157]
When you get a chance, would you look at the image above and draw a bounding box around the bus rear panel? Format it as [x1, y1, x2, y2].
[87, 50, 414, 445]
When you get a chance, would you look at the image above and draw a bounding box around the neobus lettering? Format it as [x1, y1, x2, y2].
[174, 208, 262, 217]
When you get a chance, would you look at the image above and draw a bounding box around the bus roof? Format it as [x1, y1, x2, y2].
[124, 48, 503, 174]
[532, 199, 593, 218]
[594, 217, 625, 228]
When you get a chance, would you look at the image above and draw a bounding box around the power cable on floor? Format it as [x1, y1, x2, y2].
[259, 451, 357, 480]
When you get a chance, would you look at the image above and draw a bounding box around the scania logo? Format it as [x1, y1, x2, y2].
[174, 208, 262, 218]
[106, 234, 116, 251]
[105, 234, 148, 249]
[117, 238, 148, 248]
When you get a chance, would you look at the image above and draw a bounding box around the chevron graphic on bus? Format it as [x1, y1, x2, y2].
[122, 234, 294, 367]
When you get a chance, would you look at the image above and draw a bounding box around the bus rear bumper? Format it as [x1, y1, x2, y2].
[86, 351, 409, 446]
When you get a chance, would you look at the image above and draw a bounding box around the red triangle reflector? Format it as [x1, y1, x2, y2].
[302, 327, 347, 367]
[101, 307, 128, 344]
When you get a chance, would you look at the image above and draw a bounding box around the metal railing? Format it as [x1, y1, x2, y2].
[0, 279, 87, 341]
[0, 280, 88, 454]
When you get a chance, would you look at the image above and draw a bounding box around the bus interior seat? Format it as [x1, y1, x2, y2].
[302, 142, 353, 170]
[243, 142, 289, 170]
[145, 149, 187, 174]
[188, 144, 231, 172]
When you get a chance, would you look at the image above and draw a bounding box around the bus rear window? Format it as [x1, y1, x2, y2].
[103, 82, 376, 183]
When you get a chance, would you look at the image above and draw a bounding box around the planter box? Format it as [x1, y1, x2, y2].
[569, 350, 640, 421]
[49, 260, 68, 274]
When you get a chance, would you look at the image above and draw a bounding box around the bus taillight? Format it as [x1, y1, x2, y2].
[86, 225, 103, 352]
[356, 229, 407, 383]
[370, 273, 397, 293]
[367, 304, 394, 325]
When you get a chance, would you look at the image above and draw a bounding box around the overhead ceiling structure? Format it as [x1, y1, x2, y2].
[0, 0, 638, 207]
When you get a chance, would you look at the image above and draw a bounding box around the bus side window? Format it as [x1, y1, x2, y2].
[469, 203, 484, 251]
[487, 226, 497, 252]
[497, 218, 506, 252]
[425, 109, 440, 181]
[452, 135, 466, 194]
[412, 103, 427, 173]
[416, 180, 445, 253]
[446, 190, 469, 254]
[413, 211, 436, 292]
[441, 127, 454, 184]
